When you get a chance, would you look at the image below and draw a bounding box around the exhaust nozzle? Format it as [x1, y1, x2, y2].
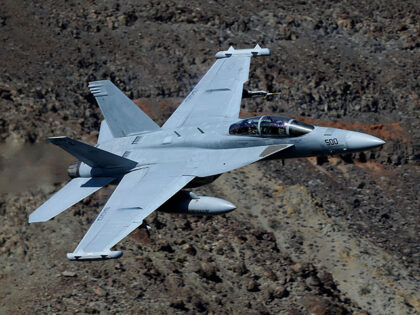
[67, 161, 81, 178]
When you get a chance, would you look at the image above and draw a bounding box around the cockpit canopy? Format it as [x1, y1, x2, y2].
[229, 115, 314, 137]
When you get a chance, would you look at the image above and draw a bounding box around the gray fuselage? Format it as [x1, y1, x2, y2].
[76, 118, 384, 182]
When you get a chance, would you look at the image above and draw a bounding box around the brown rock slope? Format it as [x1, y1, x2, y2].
[1, 0, 419, 314]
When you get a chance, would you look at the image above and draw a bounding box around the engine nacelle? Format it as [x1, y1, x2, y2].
[67, 161, 129, 178]
[67, 161, 93, 178]
[160, 191, 236, 215]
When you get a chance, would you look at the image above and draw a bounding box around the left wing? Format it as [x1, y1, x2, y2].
[67, 167, 194, 260]
[163, 45, 270, 129]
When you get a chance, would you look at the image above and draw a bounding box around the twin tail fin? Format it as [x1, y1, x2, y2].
[89, 80, 160, 137]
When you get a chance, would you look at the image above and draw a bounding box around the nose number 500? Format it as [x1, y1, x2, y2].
[325, 138, 339, 146]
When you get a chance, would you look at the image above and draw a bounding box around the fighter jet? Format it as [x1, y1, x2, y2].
[29, 45, 385, 260]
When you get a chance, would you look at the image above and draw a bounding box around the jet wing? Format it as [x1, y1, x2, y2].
[29, 177, 115, 223]
[67, 167, 194, 260]
[163, 45, 270, 129]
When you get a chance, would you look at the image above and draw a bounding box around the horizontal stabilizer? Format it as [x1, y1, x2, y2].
[89, 80, 160, 137]
[29, 177, 115, 223]
[48, 136, 137, 169]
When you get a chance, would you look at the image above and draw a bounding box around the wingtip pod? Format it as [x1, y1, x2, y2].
[67, 250, 123, 261]
[215, 45, 271, 59]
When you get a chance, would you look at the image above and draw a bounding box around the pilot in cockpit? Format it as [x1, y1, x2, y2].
[229, 115, 314, 138]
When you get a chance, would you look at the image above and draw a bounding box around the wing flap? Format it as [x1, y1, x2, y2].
[29, 177, 115, 223]
[68, 168, 194, 258]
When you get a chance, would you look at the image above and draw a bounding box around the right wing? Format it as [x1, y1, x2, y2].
[97, 120, 114, 144]
[67, 167, 194, 260]
[89, 80, 160, 137]
[163, 45, 270, 129]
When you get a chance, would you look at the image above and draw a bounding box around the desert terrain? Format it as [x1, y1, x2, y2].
[0, 0, 419, 314]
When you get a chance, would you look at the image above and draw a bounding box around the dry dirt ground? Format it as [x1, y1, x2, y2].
[0, 0, 419, 314]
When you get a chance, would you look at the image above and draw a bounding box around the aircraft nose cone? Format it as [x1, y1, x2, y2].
[211, 198, 237, 212]
[222, 200, 237, 212]
[346, 131, 386, 152]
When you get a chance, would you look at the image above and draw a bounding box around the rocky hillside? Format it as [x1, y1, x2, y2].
[0, 0, 419, 314]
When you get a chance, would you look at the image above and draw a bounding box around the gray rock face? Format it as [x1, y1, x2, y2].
[0, 0, 419, 314]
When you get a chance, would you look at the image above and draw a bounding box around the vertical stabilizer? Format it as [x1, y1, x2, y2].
[98, 120, 114, 144]
[89, 80, 160, 137]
